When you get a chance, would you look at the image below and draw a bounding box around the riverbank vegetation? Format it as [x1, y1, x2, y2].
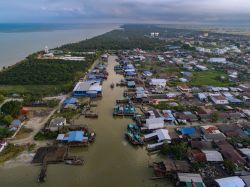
[0, 53, 99, 96]
[0, 144, 25, 163]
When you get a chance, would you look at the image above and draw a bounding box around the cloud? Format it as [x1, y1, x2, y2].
[0, 0, 250, 24]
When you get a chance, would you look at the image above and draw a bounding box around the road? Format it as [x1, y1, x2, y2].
[0, 98, 23, 108]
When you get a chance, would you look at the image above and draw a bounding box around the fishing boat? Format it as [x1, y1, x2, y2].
[127, 123, 140, 134]
[113, 103, 135, 116]
[125, 129, 144, 146]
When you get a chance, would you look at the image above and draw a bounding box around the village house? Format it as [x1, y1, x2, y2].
[144, 117, 165, 130]
[216, 140, 246, 166]
[197, 93, 208, 102]
[153, 159, 190, 177]
[209, 57, 227, 64]
[47, 117, 66, 132]
[218, 124, 247, 138]
[215, 176, 246, 187]
[177, 85, 192, 93]
[144, 129, 171, 143]
[162, 110, 175, 122]
[176, 173, 205, 187]
[201, 150, 224, 162]
[56, 131, 88, 145]
[149, 78, 167, 88]
[9, 119, 22, 131]
[210, 95, 229, 105]
[201, 125, 226, 141]
[73, 81, 102, 97]
[196, 106, 213, 121]
[239, 83, 250, 91]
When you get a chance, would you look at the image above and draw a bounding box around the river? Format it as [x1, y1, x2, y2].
[0, 56, 172, 187]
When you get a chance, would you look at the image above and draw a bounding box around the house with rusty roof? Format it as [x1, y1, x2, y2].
[201, 125, 226, 141]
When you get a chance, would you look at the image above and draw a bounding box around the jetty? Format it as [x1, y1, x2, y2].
[33, 146, 84, 183]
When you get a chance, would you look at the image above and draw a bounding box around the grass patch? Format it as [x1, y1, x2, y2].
[189, 71, 234, 87]
[0, 144, 25, 163]
[0, 84, 72, 96]
[34, 131, 58, 141]
[54, 110, 79, 123]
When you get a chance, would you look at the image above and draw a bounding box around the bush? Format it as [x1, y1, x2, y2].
[161, 142, 188, 160]
[192, 161, 206, 172]
[1, 100, 22, 117]
[2, 115, 13, 126]
[223, 160, 236, 174]
[34, 131, 58, 141]
[0, 94, 4, 103]
[0, 144, 25, 163]
[0, 128, 13, 139]
[47, 99, 60, 108]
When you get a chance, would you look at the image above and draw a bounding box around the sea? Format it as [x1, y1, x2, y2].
[0, 23, 119, 69]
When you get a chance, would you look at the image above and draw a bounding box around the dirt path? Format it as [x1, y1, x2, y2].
[9, 95, 67, 145]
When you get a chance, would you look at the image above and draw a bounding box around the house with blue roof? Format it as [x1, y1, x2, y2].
[73, 81, 102, 97]
[162, 110, 175, 122]
[57, 131, 88, 144]
[9, 119, 22, 131]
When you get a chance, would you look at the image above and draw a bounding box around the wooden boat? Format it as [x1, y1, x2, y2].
[64, 157, 84, 165]
[89, 132, 96, 143]
[85, 111, 98, 118]
[116, 99, 130, 104]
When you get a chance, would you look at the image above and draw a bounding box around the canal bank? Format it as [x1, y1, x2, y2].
[0, 55, 172, 187]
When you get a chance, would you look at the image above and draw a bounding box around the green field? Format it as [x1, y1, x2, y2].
[189, 71, 234, 87]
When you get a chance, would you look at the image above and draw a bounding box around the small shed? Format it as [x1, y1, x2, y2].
[21, 107, 29, 115]
[9, 119, 22, 130]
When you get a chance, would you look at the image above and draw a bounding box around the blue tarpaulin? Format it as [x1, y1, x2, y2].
[68, 131, 84, 142]
[64, 97, 78, 104]
[180, 127, 196, 135]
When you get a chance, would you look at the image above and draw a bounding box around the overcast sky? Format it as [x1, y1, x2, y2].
[0, 0, 250, 24]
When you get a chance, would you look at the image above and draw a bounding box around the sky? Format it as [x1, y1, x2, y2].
[0, 0, 250, 24]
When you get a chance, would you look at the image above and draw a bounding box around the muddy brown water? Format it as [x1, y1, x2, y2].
[0, 56, 173, 187]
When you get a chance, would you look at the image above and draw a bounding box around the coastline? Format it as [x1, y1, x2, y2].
[0, 23, 120, 70]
